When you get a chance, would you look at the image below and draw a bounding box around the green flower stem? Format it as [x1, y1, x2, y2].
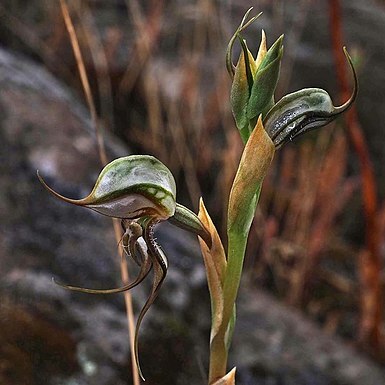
[207, 116, 274, 382]
[209, 332, 228, 383]
[223, 187, 259, 338]
[207, 226, 248, 383]
[207, 304, 236, 382]
[208, 187, 261, 383]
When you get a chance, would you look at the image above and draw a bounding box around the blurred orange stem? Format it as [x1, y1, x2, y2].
[329, 0, 382, 352]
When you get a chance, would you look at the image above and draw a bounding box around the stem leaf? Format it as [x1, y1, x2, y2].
[198, 198, 227, 340]
[228, 116, 275, 234]
[211, 368, 236, 385]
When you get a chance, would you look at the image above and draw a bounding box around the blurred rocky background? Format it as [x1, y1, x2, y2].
[1, 0, 385, 384]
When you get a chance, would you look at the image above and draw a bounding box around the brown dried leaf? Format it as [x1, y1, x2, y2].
[198, 198, 227, 339]
[228, 116, 275, 233]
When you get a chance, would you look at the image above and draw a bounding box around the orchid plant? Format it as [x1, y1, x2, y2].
[38, 8, 357, 385]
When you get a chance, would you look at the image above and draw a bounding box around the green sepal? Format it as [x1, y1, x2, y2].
[38, 155, 177, 220]
[230, 41, 257, 143]
[246, 35, 284, 122]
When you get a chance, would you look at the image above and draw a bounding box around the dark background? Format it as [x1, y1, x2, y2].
[1, 1, 385, 384]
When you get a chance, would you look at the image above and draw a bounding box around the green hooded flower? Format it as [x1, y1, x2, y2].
[38, 155, 211, 380]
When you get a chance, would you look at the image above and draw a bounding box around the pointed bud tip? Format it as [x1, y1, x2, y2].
[37, 170, 82, 205]
[272, 34, 284, 47]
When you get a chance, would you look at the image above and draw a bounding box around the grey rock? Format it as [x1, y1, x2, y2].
[233, 287, 385, 385]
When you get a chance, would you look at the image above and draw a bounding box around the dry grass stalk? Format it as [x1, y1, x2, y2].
[329, 0, 383, 352]
[60, 1, 140, 383]
[73, 0, 115, 131]
[256, 128, 358, 311]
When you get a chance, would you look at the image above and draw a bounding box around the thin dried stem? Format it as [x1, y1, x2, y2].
[119, 0, 163, 94]
[60, 0, 107, 166]
[60, 1, 140, 383]
[113, 219, 141, 385]
[73, 1, 115, 132]
[166, 102, 202, 210]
